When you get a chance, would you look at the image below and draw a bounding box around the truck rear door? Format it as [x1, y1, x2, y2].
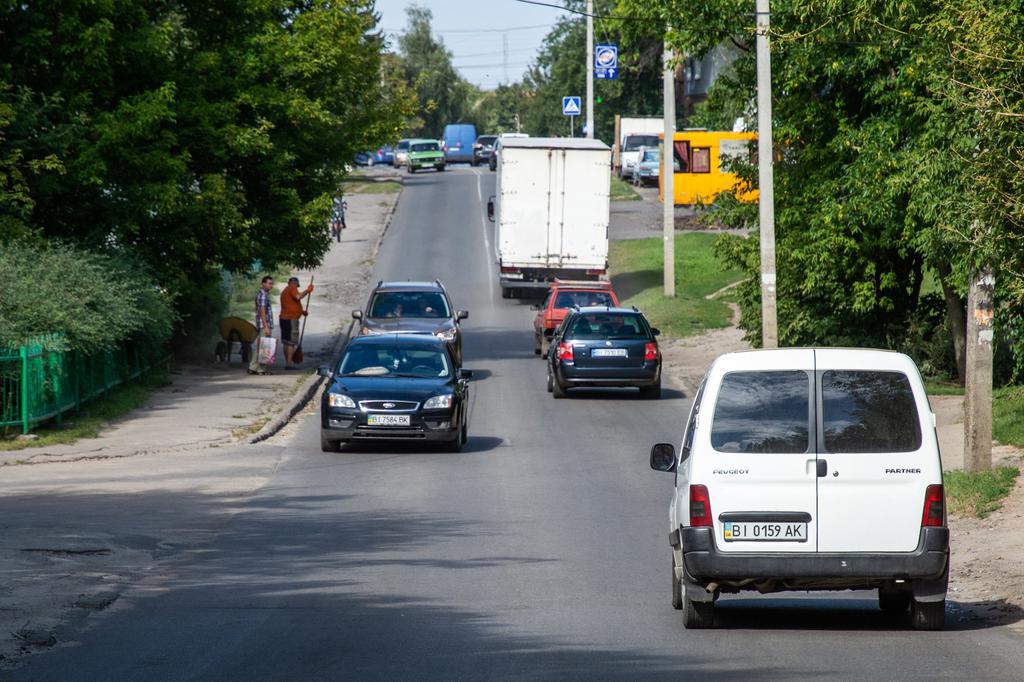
[556, 149, 609, 270]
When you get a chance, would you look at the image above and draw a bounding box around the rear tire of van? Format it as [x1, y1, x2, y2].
[878, 590, 911, 615]
[683, 593, 714, 629]
[670, 555, 682, 610]
[911, 599, 945, 630]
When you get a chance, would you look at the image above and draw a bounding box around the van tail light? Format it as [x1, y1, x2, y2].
[644, 342, 658, 360]
[921, 484, 944, 527]
[556, 342, 574, 361]
[585, 268, 606, 276]
[689, 485, 713, 527]
[500, 266, 520, 274]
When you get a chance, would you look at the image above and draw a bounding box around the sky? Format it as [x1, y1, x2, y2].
[374, 0, 568, 90]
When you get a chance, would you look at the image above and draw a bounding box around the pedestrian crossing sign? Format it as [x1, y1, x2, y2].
[562, 96, 581, 116]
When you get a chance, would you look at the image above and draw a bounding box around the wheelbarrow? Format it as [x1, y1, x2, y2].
[215, 317, 258, 363]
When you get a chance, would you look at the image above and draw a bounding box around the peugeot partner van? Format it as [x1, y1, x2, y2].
[650, 348, 949, 630]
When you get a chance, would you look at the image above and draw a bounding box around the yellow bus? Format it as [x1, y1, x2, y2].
[658, 130, 758, 206]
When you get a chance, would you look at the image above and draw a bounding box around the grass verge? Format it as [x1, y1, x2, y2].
[994, 385, 1024, 449]
[925, 381, 965, 396]
[945, 466, 1020, 518]
[610, 233, 745, 338]
[0, 372, 171, 451]
[342, 179, 402, 194]
[609, 175, 641, 201]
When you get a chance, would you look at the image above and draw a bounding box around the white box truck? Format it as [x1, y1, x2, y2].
[615, 116, 663, 181]
[487, 138, 611, 299]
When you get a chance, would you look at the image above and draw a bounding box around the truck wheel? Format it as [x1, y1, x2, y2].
[911, 599, 945, 630]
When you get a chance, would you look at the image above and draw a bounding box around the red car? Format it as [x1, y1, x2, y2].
[532, 280, 620, 356]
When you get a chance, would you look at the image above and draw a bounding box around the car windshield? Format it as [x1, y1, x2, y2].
[411, 142, 439, 152]
[369, 291, 450, 319]
[566, 313, 649, 340]
[624, 135, 659, 151]
[339, 345, 450, 378]
[642, 149, 659, 162]
[396, 141, 409, 151]
[554, 291, 614, 308]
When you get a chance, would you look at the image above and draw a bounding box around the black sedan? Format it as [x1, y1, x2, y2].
[546, 307, 662, 399]
[319, 335, 472, 452]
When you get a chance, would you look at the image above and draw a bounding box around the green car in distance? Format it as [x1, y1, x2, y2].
[407, 139, 446, 173]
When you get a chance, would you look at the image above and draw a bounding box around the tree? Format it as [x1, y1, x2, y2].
[0, 0, 412, 336]
[396, 5, 474, 138]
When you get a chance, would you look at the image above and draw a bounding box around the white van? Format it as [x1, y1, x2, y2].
[650, 348, 949, 630]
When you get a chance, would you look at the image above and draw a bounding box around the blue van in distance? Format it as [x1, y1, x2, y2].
[443, 123, 477, 164]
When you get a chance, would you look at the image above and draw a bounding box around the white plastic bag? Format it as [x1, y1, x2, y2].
[257, 335, 278, 365]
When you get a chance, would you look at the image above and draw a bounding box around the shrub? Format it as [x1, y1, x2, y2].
[0, 240, 176, 353]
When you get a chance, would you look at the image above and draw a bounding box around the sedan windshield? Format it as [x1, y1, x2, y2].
[369, 292, 450, 319]
[411, 142, 439, 152]
[340, 346, 450, 378]
[567, 313, 651, 340]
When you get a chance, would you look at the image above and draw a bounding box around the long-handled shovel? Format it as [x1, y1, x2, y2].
[292, 276, 314, 364]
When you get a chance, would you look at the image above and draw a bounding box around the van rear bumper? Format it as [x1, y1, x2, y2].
[676, 526, 949, 581]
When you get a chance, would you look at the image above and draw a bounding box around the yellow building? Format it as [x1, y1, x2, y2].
[658, 130, 758, 206]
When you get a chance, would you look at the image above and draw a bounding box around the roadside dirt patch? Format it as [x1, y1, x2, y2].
[660, 303, 749, 394]
[948, 465, 1024, 631]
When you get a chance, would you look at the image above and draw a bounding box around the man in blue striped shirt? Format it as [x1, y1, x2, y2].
[248, 276, 275, 374]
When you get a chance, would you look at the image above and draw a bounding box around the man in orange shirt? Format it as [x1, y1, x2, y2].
[279, 276, 314, 369]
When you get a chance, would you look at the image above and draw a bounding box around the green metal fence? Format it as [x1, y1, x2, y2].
[0, 334, 162, 434]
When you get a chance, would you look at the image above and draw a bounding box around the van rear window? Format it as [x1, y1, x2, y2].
[711, 371, 811, 453]
[822, 371, 922, 453]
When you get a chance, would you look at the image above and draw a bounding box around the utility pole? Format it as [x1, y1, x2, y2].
[662, 40, 676, 298]
[964, 266, 995, 471]
[755, 0, 778, 347]
[585, 0, 594, 139]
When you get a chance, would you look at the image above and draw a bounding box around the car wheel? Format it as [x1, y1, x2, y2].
[409, 167, 416, 174]
[546, 370, 554, 393]
[320, 436, 342, 453]
[671, 554, 683, 610]
[534, 333, 542, 355]
[443, 427, 465, 453]
[540, 336, 550, 358]
[879, 589, 911, 615]
[639, 379, 662, 399]
[911, 598, 945, 630]
[437, 165, 446, 172]
[552, 375, 568, 399]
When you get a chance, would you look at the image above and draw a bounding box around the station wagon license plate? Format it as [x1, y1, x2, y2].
[723, 521, 808, 542]
[367, 414, 410, 427]
[592, 348, 628, 357]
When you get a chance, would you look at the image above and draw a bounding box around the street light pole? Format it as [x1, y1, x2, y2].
[586, 0, 594, 139]
[756, 0, 778, 347]
[662, 40, 676, 298]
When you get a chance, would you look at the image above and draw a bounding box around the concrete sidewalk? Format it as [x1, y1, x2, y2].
[0, 172, 401, 467]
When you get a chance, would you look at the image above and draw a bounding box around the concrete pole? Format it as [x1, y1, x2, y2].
[755, 0, 778, 347]
[585, 0, 594, 139]
[964, 266, 995, 471]
[662, 40, 676, 298]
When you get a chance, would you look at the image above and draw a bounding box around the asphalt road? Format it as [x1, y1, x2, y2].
[17, 166, 1024, 680]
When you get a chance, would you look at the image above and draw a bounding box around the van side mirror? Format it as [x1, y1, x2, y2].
[486, 196, 495, 222]
[351, 310, 363, 320]
[650, 443, 676, 472]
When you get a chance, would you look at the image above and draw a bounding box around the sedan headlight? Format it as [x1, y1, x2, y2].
[434, 328, 457, 342]
[423, 394, 453, 410]
[328, 393, 356, 408]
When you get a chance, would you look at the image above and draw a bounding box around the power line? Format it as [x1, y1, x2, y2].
[510, 0, 648, 21]
[381, 23, 551, 34]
